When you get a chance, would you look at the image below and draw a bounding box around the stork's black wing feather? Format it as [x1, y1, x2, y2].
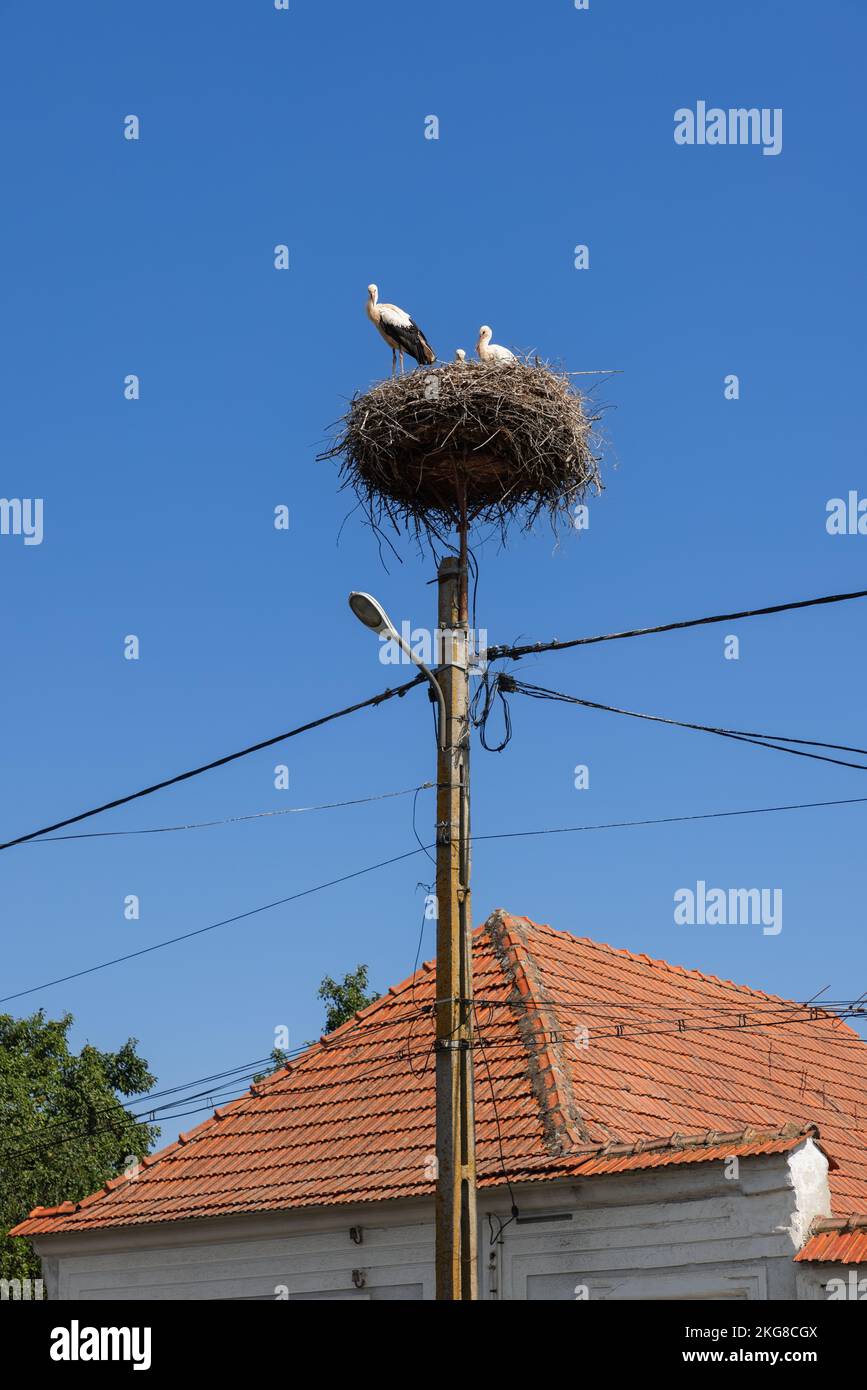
[388, 317, 436, 365]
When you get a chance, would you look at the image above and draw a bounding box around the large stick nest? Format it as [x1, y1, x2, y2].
[319, 358, 604, 542]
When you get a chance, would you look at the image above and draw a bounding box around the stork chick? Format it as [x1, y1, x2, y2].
[366, 284, 436, 376]
[477, 325, 515, 363]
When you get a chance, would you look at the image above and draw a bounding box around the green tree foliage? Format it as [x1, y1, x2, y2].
[252, 1047, 291, 1084]
[0, 1010, 158, 1282]
[317, 964, 378, 1034]
[259, 968, 381, 1075]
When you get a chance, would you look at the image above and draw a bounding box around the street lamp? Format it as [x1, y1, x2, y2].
[348, 591, 446, 748]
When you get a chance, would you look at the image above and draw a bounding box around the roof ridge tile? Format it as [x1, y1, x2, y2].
[485, 909, 592, 1154]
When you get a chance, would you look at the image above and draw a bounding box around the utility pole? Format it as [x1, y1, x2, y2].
[434, 548, 478, 1300]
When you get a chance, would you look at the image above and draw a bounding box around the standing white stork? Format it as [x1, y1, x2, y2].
[366, 284, 436, 375]
[476, 325, 515, 363]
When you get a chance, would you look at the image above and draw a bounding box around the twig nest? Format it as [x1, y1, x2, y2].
[320, 359, 603, 539]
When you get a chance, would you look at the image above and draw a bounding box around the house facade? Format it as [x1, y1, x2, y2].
[13, 911, 867, 1300]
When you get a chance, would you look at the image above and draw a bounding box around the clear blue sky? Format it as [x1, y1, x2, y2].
[2, 1, 866, 1141]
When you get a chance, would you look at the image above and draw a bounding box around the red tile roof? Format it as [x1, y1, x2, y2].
[795, 1216, 867, 1264]
[12, 910, 867, 1238]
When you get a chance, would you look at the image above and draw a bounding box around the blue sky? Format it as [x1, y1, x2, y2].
[1, 0, 865, 1142]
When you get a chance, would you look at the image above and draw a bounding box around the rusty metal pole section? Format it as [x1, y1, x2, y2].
[434, 553, 478, 1300]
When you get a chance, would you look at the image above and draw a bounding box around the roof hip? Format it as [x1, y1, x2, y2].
[484, 909, 594, 1154]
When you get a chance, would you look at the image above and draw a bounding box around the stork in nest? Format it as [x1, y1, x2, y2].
[366, 284, 436, 376]
[477, 325, 515, 363]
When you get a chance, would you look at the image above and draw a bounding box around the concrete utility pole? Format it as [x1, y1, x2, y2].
[434, 551, 478, 1300]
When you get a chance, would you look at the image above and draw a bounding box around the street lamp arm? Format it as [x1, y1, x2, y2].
[348, 590, 445, 749]
[391, 631, 446, 750]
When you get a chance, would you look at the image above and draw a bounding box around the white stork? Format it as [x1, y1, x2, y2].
[454, 348, 467, 362]
[366, 284, 436, 375]
[477, 325, 515, 363]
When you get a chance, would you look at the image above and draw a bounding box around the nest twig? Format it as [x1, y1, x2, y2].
[318, 357, 605, 545]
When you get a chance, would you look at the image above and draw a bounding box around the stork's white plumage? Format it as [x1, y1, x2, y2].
[366, 284, 436, 376]
[477, 325, 515, 363]
[454, 348, 467, 362]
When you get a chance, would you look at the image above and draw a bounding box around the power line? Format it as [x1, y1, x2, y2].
[26, 992, 833, 1163]
[10, 1001, 864, 1169]
[470, 793, 867, 844]
[501, 677, 867, 772]
[483, 1000, 867, 1016]
[5, 586, 863, 854]
[0, 844, 433, 1004]
[129, 1055, 277, 1103]
[411, 785, 436, 867]
[6, 791, 867, 1006]
[473, 1002, 519, 1220]
[471, 1008, 867, 1045]
[427, 994, 867, 1027]
[0, 674, 424, 853]
[2, 1014, 438, 1163]
[7, 1050, 434, 1166]
[472, 1004, 867, 1036]
[485, 585, 867, 662]
[24, 783, 434, 843]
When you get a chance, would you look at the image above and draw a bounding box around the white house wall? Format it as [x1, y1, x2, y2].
[795, 1265, 867, 1301]
[31, 1148, 826, 1302]
[488, 1162, 800, 1300]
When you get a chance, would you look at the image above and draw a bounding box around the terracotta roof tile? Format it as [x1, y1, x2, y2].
[11, 910, 867, 1237]
[795, 1214, 867, 1263]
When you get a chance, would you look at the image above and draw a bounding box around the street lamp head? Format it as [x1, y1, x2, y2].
[347, 589, 446, 750]
[348, 591, 393, 637]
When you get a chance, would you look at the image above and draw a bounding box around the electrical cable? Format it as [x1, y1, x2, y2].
[0, 844, 434, 1004]
[469, 793, 867, 845]
[3, 1018, 438, 1163]
[0, 673, 425, 853]
[9, 997, 863, 1168]
[406, 885, 435, 1078]
[24, 783, 435, 843]
[5, 586, 864, 850]
[7, 793, 867, 1006]
[500, 676, 867, 773]
[471, 663, 513, 752]
[485, 585, 867, 663]
[473, 1002, 519, 1224]
[463, 1008, 866, 1044]
[411, 785, 436, 866]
